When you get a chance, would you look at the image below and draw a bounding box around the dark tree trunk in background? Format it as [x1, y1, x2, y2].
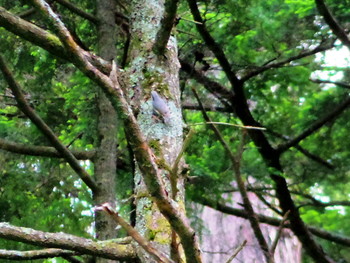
[93, 1, 118, 262]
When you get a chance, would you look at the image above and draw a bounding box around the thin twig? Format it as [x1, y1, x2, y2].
[225, 240, 247, 263]
[189, 122, 266, 130]
[270, 210, 290, 254]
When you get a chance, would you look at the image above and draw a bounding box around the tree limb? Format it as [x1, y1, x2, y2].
[180, 59, 233, 108]
[310, 79, 350, 89]
[0, 7, 109, 73]
[153, 0, 179, 55]
[0, 223, 136, 260]
[0, 55, 98, 193]
[53, 0, 99, 24]
[0, 137, 95, 159]
[315, 0, 350, 49]
[28, 2, 203, 262]
[266, 129, 335, 169]
[277, 96, 350, 153]
[241, 41, 335, 82]
[0, 248, 81, 260]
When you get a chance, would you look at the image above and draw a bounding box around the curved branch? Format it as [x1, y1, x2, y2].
[315, 0, 350, 49]
[0, 223, 135, 260]
[0, 7, 109, 73]
[0, 55, 98, 193]
[0, 138, 95, 159]
[277, 96, 350, 153]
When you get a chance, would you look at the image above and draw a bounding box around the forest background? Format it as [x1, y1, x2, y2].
[0, 0, 350, 263]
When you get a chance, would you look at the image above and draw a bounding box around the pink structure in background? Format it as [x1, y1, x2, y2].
[197, 191, 302, 263]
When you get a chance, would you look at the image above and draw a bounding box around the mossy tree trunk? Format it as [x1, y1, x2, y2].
[125, 0, 185, 261]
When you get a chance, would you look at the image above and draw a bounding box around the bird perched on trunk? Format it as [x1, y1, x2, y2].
[151, 90, 171, 125]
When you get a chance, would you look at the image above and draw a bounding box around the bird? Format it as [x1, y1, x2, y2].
[151, 90, 171, 125]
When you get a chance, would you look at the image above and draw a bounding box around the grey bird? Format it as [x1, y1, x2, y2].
[151, 91, 171, 124]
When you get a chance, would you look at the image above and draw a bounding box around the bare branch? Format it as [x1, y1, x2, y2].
[53, 0, 98, 24]
[180, 59, 234, 108]
[0, 137, 95, 159]
[0, 55, 98, 193]
[310, 79, 350, 89]
[277, 96, 350, 153]
[153, 0, 180, 55]
[266, 129, 335, 169]
[0, 223, 135, 260]
[98, 203, 175, 263]
[315, 0, 350, 49]
[0, 248, 80, 260]
[182, 103, 229, 112]
[225, 240, 247, 263]
[241, 41, 335, 82]
[270, 211, 290, 254]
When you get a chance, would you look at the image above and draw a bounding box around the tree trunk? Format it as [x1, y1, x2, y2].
[93, 1, 118, 262]
[126, 0, 184, 261]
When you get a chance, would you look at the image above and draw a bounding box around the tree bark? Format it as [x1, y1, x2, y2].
[93, 1, 118, 263]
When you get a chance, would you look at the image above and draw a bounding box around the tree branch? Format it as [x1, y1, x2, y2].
[0, 248, 81, 260]
[0, 137, 95, 159]
[241, 41, 335, 82]
[28, 2, 202, 262]
[310, 79, 350, 89]
[270, 211, 290, 255]
[193, 196, 350, 247]
[0, 223, 136, 260]
[277, 96, 350, 153]
[53, 0, 98, 24]
[0, 7, 109, 73]
[180, 59, 233, 108]
[153, 0, 179, 55]
[182, 103, 229, 112]
[186, 0, 241, 88]
[315, 0, 350, 49]
[0, 55, 98, 193]
[266, 129, 335, 169]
